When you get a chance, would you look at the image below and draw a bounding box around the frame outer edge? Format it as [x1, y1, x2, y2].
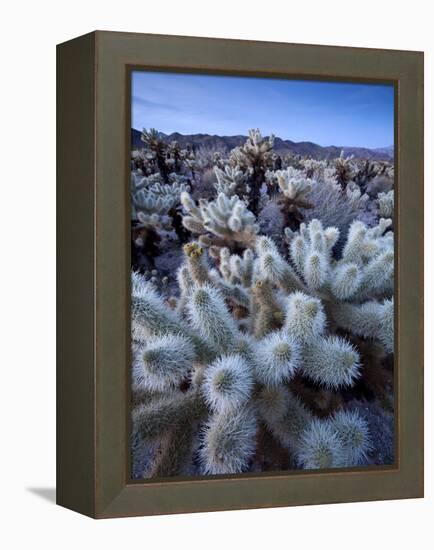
[56, 31, 97, 518]
[89, 31, 424, 518]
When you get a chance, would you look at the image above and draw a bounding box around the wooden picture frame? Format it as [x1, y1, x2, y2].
[57, 31, 423, 518]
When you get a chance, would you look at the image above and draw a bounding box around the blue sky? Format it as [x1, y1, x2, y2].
[132, 70, 394, 149]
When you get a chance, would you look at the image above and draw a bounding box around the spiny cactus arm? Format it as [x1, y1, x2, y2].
[296, 418, 345, 469]
[239, 248, 255, 286]
[377, 190, 394, 218]
[283, 291, 326, 344]
[183, 242, 211, 285]
[334, 151, 355, 187]
[341, 221, 369, 263]
[355, 249, 394, 300]
[182, 192, 258, 251]
[301, 335, 361, 389]
[217, 247, 254, 288]
[253, 332, 301, 387]
[202, 354, 254, 413]
[210, 275, 251, 309]
[132, 391, 204, 441]
[330, 410, 371, 466]
[250, 279, 284, 338]
[202, 194, 259, 246]
[331, 298, 394, 353]
[180, 191, 206, 234]
[187, 284, 240, 353]
[289, 234, 307, 276]
[341, 219, 393, 265]
[272, 167, 314, 223]
[175, 264, 194, 316]
[230, 129, 274, 166]
[149, 420, 196, 478]
[132, 272, 212, 361]
[131, 352, 169, 408]
[367, 217, 393, 239]
[213, 165, 249, 198]
[256, 236, 304, 294]
[133, 187, 173, 232]
[149, 180, 191, 207]
[330, 262, 362, 300]
[257, 387, 312, 450]
[199, 406, 257, 474]
[346, 181, 369, 210]
[131, 273, 185, 341]
[133, 334, 195, 392]
[177, 263, 194, 293]
[277, 169, 312, 201]
[287, 220, 339, 292]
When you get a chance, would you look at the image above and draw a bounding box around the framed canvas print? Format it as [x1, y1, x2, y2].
[57, 31, 424, 518]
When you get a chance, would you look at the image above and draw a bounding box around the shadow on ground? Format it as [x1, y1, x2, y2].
[27, 488, 56, 504]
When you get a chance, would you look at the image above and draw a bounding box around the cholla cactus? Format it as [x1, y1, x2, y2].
[199, 406, 257, 474]
[194, 144, 227, 171]
[131, 174, 191, 249]
[266, 167, 314, 230]
[346, 181, 369, 211]
[230, 129, 275, 214]
[330, 410, 371, 466]
[299, 158, 328, 179]
[131, 186, 173, 259]
[141, 128, 171, 182]
[213, 165, 250, 200]
[131, 214, 387, 477]
[353, 160, 394, 194]
[334, 151, 356, 188]
[377, 190, 394, 218]
[140, 129, 196, 182]
[221, 247, 254, 282]
[296, 418, 346, 469]
[353, 159, 381, 190]
[181, 191, 259, 254]
[131, 125, 394, 478]
[285, 218, 394, 353]
[149, 179, 192, 242]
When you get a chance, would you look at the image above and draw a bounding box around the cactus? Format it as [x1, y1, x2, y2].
[199, 406, 258, 474]
[131, 212, 390, 477]
[131, 186, 173, 263]
[130, 126, 395, 478]
[296, 418, 346, 469]
[213, 165, 250, 200]
[130, 173, 192, 262]
[141, 128, 171, 182]
[301, 173, 369, 250]
[330, 410, 371, 466]
[181, 191, 259, 254]
[230, 129, 275, 214]
[377, 190, 394, 218]
[334, 151, 356, 188]
[266, 167, 314, 230]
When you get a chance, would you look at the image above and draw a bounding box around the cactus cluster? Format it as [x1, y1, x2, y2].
[229, 129, 275, 214]
[131, 127, 394, 478]
[132, 210, 392, 476]
[180, 191, 259, 255]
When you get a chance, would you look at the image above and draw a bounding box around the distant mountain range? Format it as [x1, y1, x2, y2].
[131, 129, 394, 162]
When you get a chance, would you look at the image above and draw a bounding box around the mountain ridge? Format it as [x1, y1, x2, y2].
[131, 129, 393, 162]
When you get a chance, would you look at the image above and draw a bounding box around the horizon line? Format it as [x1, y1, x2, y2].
[131, 127, 393, 151]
